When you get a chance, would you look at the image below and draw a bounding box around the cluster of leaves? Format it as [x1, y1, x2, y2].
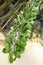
[3, 0, 42, 63]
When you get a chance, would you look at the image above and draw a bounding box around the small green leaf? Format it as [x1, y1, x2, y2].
[9, 53, 14, 63]
[14, 52, 21, 58]
[5, 43, 10, 53]
[22, 23, 32, 32]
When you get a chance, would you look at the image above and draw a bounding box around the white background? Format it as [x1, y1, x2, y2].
[0, 41, 43, 65]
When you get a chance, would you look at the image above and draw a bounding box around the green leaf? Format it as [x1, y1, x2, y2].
[20, 36, 27, 42]
[5, 43, 10, 53]
[22, 23, 32, 32]
[3, 48, 7, 53]
[9, 53, 14, 63]
[14, 52, 21, 58]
